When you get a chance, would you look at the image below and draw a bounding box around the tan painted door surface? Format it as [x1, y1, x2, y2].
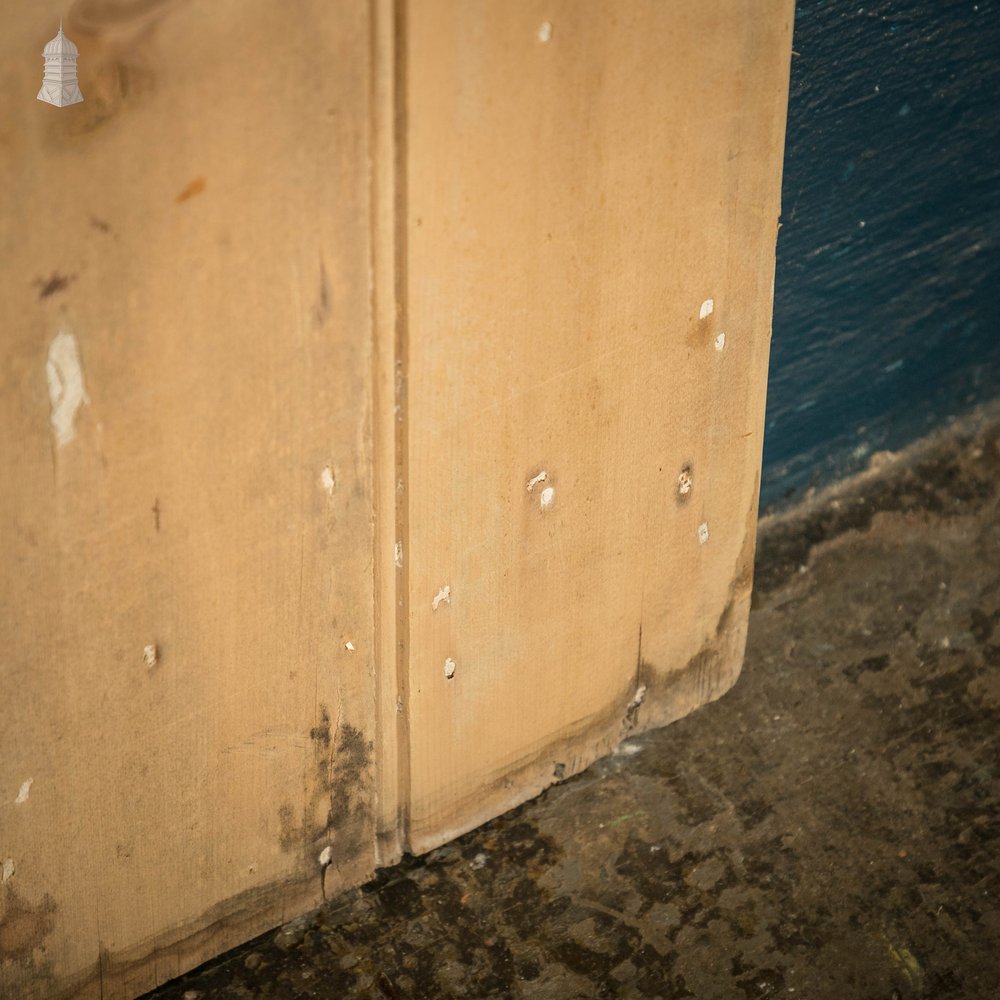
[1, 2, 793, 996]
[401, 0, 792, 851]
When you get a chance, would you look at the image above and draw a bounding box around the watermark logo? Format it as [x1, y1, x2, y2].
[37, 20, 83, 107]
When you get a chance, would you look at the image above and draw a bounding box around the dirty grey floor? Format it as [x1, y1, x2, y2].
[146, 413, 1000, 1000]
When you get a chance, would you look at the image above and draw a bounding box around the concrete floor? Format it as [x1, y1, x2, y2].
[146, 411, 1000, 1000]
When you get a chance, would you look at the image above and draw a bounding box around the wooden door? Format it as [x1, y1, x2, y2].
[0, 2, 793, 996]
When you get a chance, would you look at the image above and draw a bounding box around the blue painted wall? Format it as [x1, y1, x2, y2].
[762, 0, 1000, 510]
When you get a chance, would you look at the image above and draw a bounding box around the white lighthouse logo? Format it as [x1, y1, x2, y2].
[37, 20, 83, 108]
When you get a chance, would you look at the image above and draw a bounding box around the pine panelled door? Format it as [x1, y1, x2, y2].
[0, 2, 793, 996]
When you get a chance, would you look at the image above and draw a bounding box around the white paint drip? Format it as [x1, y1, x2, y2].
[540, 486, 555, 509]
[46, 330, 89, 448]
[444, 657, 457, 680]
[15, 779, 33, 804]
[629, 684, 647, 709]
[537, 21, 553, 43]
[526, 470, 548, 492]
[698, 522, 710, 545]
[344, 641, 355, 652]
[394, 541, 403, 568]
[1, 858, 13, 883]
[432, 585, 451, 611]
[699, 298, 714, 320]
[318, 845, 332, 867]
[143, 644, 158, 668]
[320, 467, 336, 496]
[715, 332, 726, 351]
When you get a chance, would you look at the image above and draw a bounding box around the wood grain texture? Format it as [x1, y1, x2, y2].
[0, 2, 380, 997]
[1, 1, 792, 995]
[402, 0, 793, 851]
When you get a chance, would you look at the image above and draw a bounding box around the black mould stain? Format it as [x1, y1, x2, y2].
[323, 723, 373, 841]
[277, 705, 373, 862]
[309, 705, 332, 749]
[34, 272, 76, 300]
[0, 885, 57, 965]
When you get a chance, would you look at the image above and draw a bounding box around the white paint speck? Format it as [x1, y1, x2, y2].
[15, 779, 33, 805]
[526, 470, 548, 492]
[677, 469, 693, 496]
[699, 298, 714, 320]
[540, 486, 555, 509]
[630, 684, 647, 709]
[444, 657, 457, 680]
[698, 522, 710, 545]
[320, 467, 336, 496]
[143, 644, 158, 668]
[615, 742, 643, 757]
[394, 541, 403, 568]
[715, 332, 726, 351]
[470, 851, 488, 869]
[344, 641, 355, 652]
[1, 858, 14, 883]
[46, 330, 89, 448]
[319, 845, 332, 867]
[432, 585, 451, 611]
[537, 21, 553, 43]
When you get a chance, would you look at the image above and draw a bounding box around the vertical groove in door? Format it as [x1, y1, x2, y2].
[370, 0, 412, 862]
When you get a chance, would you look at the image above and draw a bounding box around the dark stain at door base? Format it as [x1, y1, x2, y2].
[277, 705, 373, 868]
